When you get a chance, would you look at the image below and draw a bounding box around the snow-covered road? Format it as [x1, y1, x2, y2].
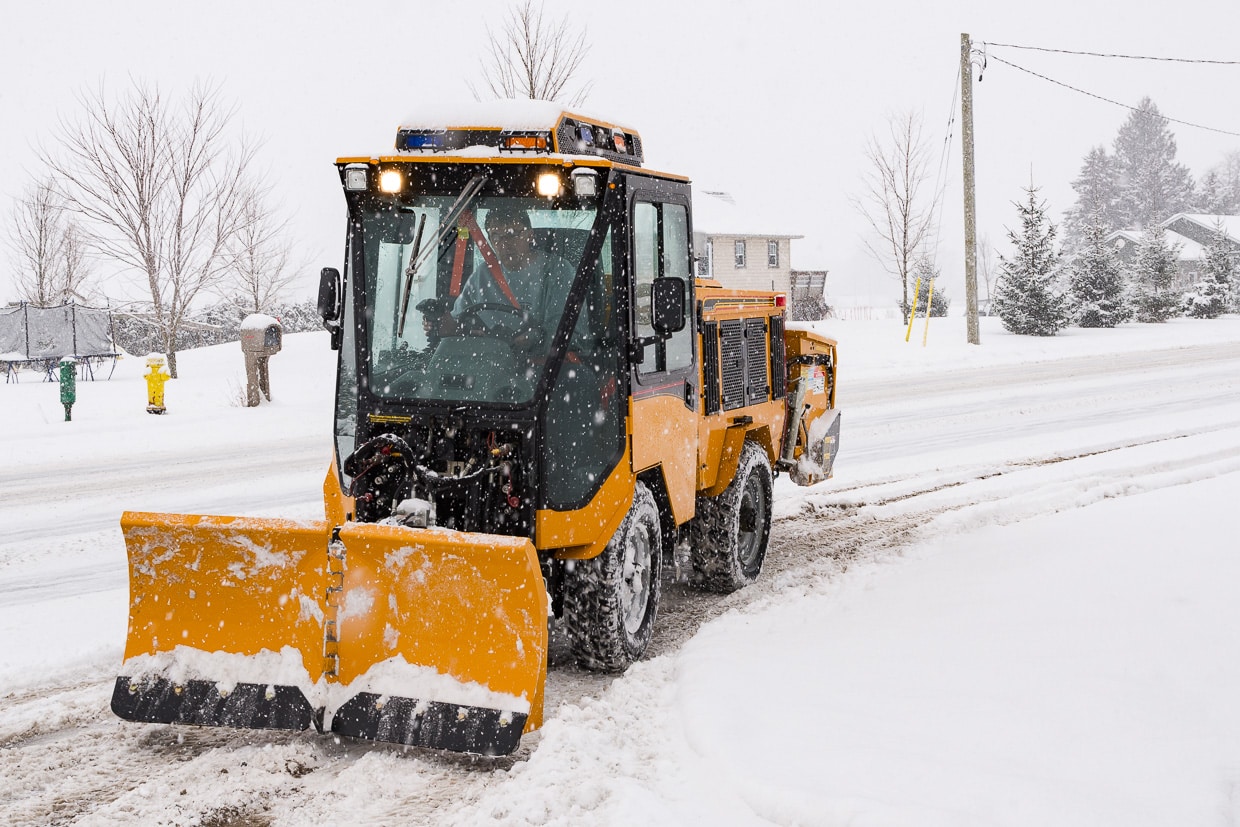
[3, 318, 1239, 825]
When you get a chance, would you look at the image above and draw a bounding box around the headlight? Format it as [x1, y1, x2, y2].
[379, 170, 404, 194]
[536, 172, 562, 198]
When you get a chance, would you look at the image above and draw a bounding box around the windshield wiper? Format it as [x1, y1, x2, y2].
[396, 174, 488, 337]
[396, 212, 426, 336]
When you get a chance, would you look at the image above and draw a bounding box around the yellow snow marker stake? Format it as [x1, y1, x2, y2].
[922, 279, 935, 347]
[905, 275, 922, 342]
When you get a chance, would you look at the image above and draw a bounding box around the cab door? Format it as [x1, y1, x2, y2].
[627, 182, 698, 524]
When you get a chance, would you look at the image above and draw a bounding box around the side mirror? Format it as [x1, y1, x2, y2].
[651, 276, 686, 335]
[318, 267, 341, 324]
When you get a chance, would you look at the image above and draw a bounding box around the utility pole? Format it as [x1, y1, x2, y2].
[961, 33, 980, 345]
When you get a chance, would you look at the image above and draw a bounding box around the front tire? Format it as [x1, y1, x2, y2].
[690, 441, 773, 593]
[562, 482, 662, 671]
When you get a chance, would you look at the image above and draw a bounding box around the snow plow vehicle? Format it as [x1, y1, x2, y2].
[112, 102, 840, 756]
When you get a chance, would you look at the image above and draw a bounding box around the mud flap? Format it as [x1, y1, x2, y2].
[114, 512, 548, 755]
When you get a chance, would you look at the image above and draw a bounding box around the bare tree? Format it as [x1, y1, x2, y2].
[474, 0, 591, 105]
[39, 81, 255, 376]
[852, 111, 939, 323]
[8, 178, 94, 305]
[978, 232, 996, 313]
[222, 186, 300, 315]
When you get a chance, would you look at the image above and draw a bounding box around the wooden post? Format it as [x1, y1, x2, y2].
[961, 33, 981, 345]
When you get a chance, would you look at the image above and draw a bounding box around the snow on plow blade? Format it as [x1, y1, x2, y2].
[114, 512, 549, 756]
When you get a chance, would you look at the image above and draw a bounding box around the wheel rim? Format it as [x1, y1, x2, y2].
[619, 524, 654, 637]
[736, 474, 767, 572]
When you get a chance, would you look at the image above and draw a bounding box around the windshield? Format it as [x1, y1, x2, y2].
[360, 193, 602, 404]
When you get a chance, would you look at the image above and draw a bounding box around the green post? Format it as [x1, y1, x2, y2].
[59, 358, 77, 421]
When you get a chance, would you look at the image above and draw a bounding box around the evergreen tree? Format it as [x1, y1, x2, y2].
[1195, 170, 1229, 214]
[1069, 211, 1130, 327]
[1063, 145, 1120, 251]
[1183, 222, 1234, 318]
[911, 258, 950, 316]
[1201, 150, 1240, 215]
[1112, 98, 1194, 229]
[1130, 225, 1182, 322]
[993, 186, 1071, 336]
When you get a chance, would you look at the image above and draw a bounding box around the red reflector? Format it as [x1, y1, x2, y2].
[775, 294, 787, 307]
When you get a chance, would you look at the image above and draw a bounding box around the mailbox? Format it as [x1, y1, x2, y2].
[240, 314, 282, 356]
[240, 314, 281, 407]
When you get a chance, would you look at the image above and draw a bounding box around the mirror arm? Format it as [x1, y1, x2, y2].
[628, 332, 671, 364]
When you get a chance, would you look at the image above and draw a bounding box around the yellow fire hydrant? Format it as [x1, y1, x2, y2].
[145, 353, 170, 414]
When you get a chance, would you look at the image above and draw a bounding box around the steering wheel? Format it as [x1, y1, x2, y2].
[457, 302, 547, 352]
[457, 302, 527, 337]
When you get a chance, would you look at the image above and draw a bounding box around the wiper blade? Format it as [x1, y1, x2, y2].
[396, 175, 488, 337]
[397, 212, 426, 336]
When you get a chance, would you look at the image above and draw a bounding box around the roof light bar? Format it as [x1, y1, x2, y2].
[393, 111, 643, 166]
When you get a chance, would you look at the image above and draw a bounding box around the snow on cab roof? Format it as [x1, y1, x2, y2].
[397, 98, 629, 133]
[389, 98, 644, 165]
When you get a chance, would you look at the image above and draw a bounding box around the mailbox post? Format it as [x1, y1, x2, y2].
[240, 314, 282, 407]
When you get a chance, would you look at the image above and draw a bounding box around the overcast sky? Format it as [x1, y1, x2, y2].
[3, 0, 1238, 307]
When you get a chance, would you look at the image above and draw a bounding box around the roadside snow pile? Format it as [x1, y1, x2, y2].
[445, 468, 1240, 827]
[808, 313, 1240, 379]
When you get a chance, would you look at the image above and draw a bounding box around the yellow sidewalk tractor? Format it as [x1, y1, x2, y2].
[112, 102, 840, 756]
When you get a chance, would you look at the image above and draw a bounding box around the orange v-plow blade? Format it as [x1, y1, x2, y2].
[113, 511, 548, 755]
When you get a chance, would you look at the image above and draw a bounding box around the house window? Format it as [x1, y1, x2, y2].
[767, 239, 779, 268]
[734, 239, 746, 268]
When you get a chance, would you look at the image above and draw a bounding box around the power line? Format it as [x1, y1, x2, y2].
[987, 53, 1240, 138]
[926, 64, 960, 263]
[984, 41, 1240, 66]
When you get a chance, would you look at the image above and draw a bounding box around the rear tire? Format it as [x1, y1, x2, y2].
[562, 482, 662, 671]
[690, 441, 773, 593]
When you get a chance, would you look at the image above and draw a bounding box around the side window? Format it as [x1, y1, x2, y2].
[633, 202, 658, 357]
[734, 239, 747, 268]
[662, 205, 692, 371]
[633, 199, 693, 376]
[767, 239, 779, 268]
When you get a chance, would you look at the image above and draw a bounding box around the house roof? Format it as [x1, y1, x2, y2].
[691, 189, 802, 239]
[1161, 213, 1240, 242]
[1106, 228, 1205, 261]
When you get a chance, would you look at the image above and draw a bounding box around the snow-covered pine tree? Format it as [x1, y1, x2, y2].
[1068, 210, 1130, 328]
[1202, 150, 1240, 215]
[1112, 98, 1194, 230]
[1183, 222, 1234, 319]
[1130, 225, 1182, 323]
[911, 258, 950, 317]
[992, 186, 1071, 336]
[1196, 170, 1228, 214]
[1063, 145, 1120, 252]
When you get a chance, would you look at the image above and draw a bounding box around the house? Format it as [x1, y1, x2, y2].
[691, 190, 802, 295]
[1107, 213, 1240, 288]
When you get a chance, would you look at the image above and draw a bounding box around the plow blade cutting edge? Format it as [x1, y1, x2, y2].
[114, 512, 549, 756]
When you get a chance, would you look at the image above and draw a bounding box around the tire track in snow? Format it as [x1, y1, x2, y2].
[5, 423, 1237, 827]
[4, 341, 1240, 824]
